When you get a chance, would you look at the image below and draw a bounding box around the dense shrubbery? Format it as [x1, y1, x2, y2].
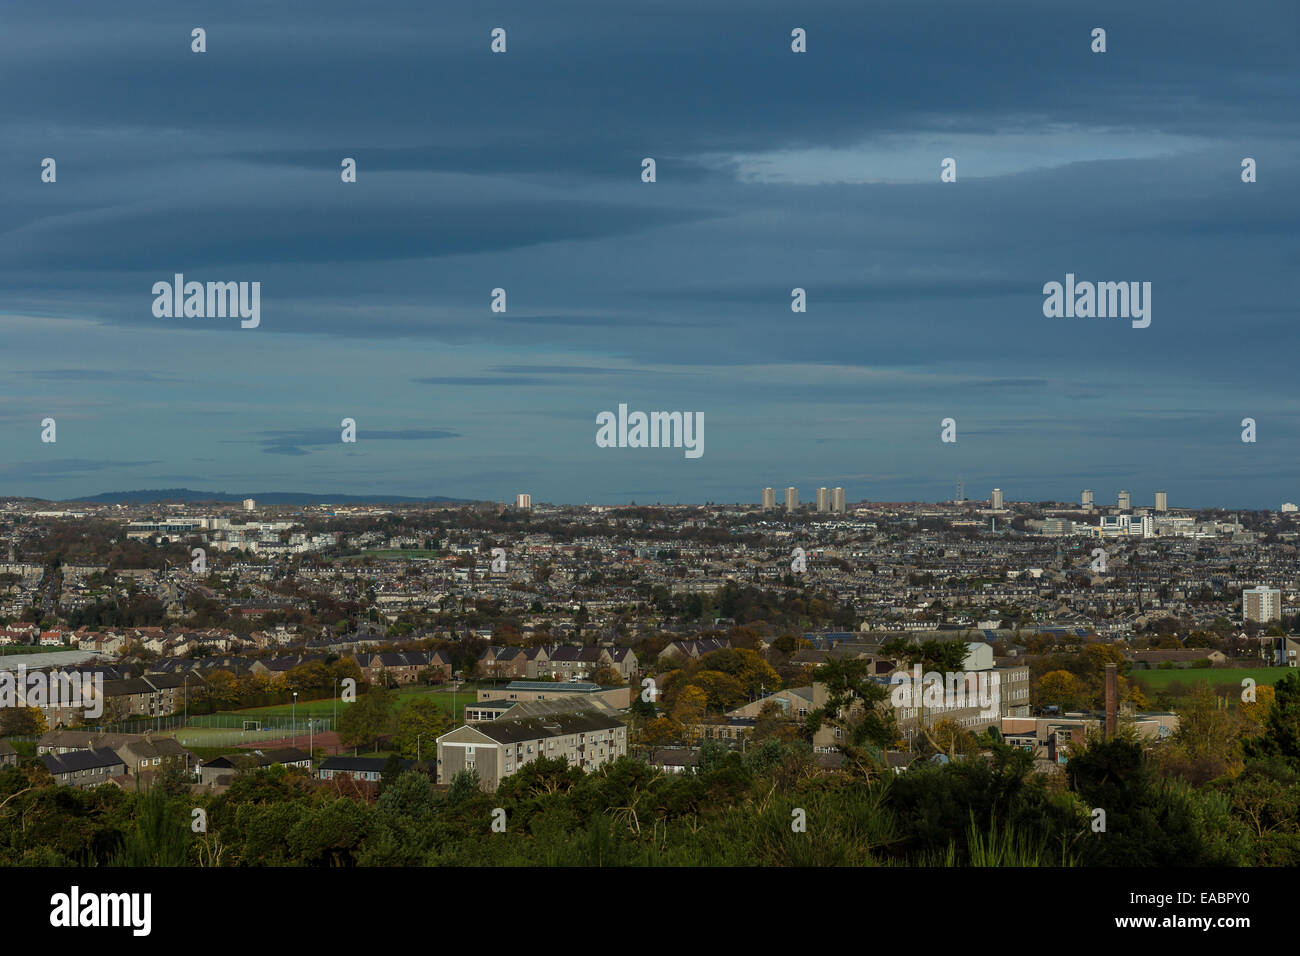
[2, 672, 1294, 867]
[1, 729, 1295, 867]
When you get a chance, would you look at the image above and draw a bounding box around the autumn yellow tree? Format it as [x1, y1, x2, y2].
[1159, 682, 1245, 785]
[639, 716, 684, 749]
[590, 666, 624, 686]
[671, 686, 708, 741]
[1239, 684, 1276, 732]
[0, 705, 45, 736]
[1120, 675, 1149, 711]
[1037, 670, 1087, 710]
[752, 699, 801, 744]
[688, 671, 745, 710]
[1078, 642, 1128, 706]
[915, 718, 981, 761]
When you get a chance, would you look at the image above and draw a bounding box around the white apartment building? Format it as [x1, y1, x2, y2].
[1243, 586, 1282, 624]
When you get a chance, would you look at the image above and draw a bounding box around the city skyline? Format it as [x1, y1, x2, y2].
[0, 481, 1292, 514]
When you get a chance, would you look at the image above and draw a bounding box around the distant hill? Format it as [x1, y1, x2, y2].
[57, 488, 474, 505]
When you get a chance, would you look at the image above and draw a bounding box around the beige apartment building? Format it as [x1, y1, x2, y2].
[889, 665, 1033, 739]
[435, 711, 627, 791]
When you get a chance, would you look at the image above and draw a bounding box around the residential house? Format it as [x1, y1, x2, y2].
[252, 653, 328, 681]
[659, 638, 731, 663]
[1127, 648, 1229, 669]
[40, 748, 127, 788]
[140, 671, 204, 716]
[98, 677, 165, 720]
[352, 650, 449, 686]
[1269, 635, 1299, 667]
[37, 730, 197, 774]
[534, 644, 632, 682]
[477, 646, 532, 680]
[317, 756, 426, 782]
[198, 747, 312, 786]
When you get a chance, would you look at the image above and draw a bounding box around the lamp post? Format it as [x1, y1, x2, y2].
[333, 677, 338, 732]
[292, 691, 297, 747]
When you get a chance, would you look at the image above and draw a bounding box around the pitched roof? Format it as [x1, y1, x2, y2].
[472, 710, 624, 745]
[502, 697, 621, 719]
[201, 747, 310, 770]
[649, 748, 697, 767]
[142, 672, 201, 690]
[318, 756, 422, 773]
[1129, 648, 1220, 662]
[40, 747, 125, 774]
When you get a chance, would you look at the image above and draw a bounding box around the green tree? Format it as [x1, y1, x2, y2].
[285, 797, 368, 866]
[1225, 760, 1300, 866]
[1243, 671, 1300, 770]
[448, 767, 482, 804]
[110, 791, 191, 867]
[359, 769, 439, 865]
[0, 705, 46, 736]
[338, 685, 397, 752]
[1159, 682, 1244, 784]
[1067, 732, 1244, 866]
[806, 657, 895, 772]
[392, 698, 444, 759]
[154, 756, 193, 799]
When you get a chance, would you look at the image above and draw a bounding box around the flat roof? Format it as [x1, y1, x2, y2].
[505, 680, 604, 693]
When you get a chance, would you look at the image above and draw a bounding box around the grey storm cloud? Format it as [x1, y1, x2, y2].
[0, 0, 1296, 505]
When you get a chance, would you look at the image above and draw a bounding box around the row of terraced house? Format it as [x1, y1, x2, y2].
[477, 644, 638, 682]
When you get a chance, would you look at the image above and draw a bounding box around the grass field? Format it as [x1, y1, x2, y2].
[211, 683, 481, 723]
[174, 724, 323, 748]
[1131, 667, 1293, 691]
[0, 644, 76, 656]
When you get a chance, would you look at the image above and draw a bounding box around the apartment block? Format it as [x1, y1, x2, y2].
[1243, 586, 1282, 624]
[435, 710, 627, 790]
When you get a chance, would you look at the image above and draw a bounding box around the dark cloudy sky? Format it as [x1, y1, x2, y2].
[2, 0, 1297, 507]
